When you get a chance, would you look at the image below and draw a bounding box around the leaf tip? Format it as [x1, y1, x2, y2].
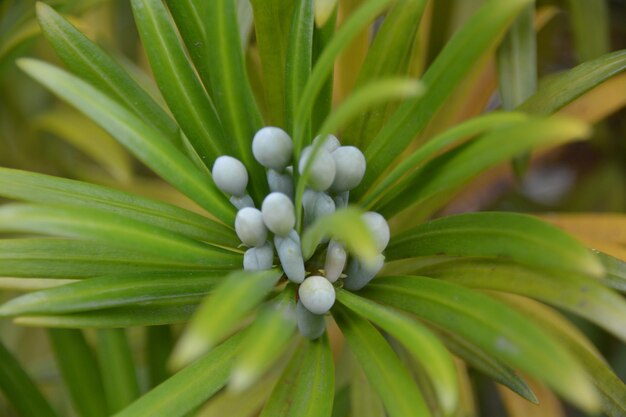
[169, 331, 212, 371]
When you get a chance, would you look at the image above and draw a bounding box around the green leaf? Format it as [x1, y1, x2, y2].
[333, 304, 431, 417]
[114, 333, 244, 417]
[358, 111, 528, 207]
[0, 167, 238, 248]
[310, 7, 336, 134]
[250, 0, 295, 127]
[293, 0, 393, 156]
[597, 251, 626, 292]
[377, 117, 590, 218]
[18, 59, 236, 224]
[0, 238, 207, 279]
[146, 326, 174, 387]
[285, 0, 314, 133]
[362, 276, 600, 412]
[387, 212, 604, 278]
[16, 299, 201, 328]
[35, 3, 180, 145]
[417, 258, 626, 343]
[204, 0, 266, 202]
[359, 0, 532, 192]
[48, 329, 108, 417]
[230, 287, 297, 392]
[97, 329, 141, 413]
[349, 363, 385, 417]
[295, 78, 424, 229]
[0, 271, 224, 317]
[336, 289, 458, 415]
[519, 49, 626, 115]
[301, 207, 378, 263]
[130, 0, 227, 164]
[171, 270, 282, 368]
[346, 0, 427, 148]
[260, 335, 334, 417]
[566, 0, 610, 62]
[0, 340, 59, 417]
[0, 204, 240, 268]
[435, 328, 538, 404]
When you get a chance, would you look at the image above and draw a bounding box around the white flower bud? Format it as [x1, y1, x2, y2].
[298, 146, 336, 191]
[252, 127, 293, 170]
[261, 192, 295, 236]
[303, 190, 335, 227]
[296, 300, 325, 340]
[330, 146, 366, 192]
[274, 230, 305, 283]
[343, 254, 385, 291]
[324, 240, 346, 283]
[313, 134, 340, 152]
[362, 211, 390, 252]
[333, 191, 349, 209]
[243, 242, 274, 271]
[298, 275, 335, 315]
[212, 156, 248, 196]
[230, 194, 255, 210]
[235, 207, 267, 247]
[267, 169, 294, 200]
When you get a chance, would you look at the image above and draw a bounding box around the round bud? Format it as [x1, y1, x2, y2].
[267, 169, 294, 200]
[362, 211, 390, 252]
[235, 208, 267, 247]
[274, 231, 305, 283]
[243, 242, 274, 271]
[324, 240, 346, 283]
[299, 275, 335, 315]
[330, 146, 366, 192]
[296, 300, 325, 340]
[343, 254, 385, 291]
[298, 146, 336, 191]
[313, 134, 340, 152]
[212, 156, 248, 196]
[252, 127, 293, 170]
[303, 190, 335, 227]
[333, 191, 349, 209]
[262, 192, 295, 236]
[230, 194, 255, 210]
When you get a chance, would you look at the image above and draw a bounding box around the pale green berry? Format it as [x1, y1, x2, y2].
[299, 275, 335, 315]
[343, 254, 385, 291]
[212, 156, 248, 197]
[267, 169, 294, 200]
[313, 134, 340, 152]
[324, 240, 346, 283]
[302, 189, 335, 227]
[296, 300, 325, 340]
[230, 194, 254, 210]
[330, 146, 366, 192]
[252, 127, 293, 170]
[298, 146, 336, 191]
[261, 192, 295, 236]
[243, 242, 273, 271]
[333, 191, 349, 208]
[274, 230, 305, 283]
[362, 211, 390, 252]
[235, 207, 267, 247]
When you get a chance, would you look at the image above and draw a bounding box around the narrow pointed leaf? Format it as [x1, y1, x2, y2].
[97, 329, 141, 413]
[0, 271, 224, 317]
[131, 0, 226, 163]
[333, 304, 431, 417]
[597, 252, 626, 293]
[230, 287, 297, 392]
[337, 289, 458, 415]
[359, 0, 532, 192]
[419, 258, 626, 342]
[0, 167, 238, 248]
[48, 329, 108, 417]
[147, 326, 174, 387]
[388, 212, 604, 278]
[301, 207, 377, 263]
[566, 0, 610, 62]
[36, 3, 180, 144]
[362, 276, 600, 412]
[310, 7, 336, 133]
[260, 335, 334, 417]
[0, 204, 240, 268]
[18, 59, 235, 223]
[350, 364, 385, 417]
[114, 334, 244, 417]
[0, 341, 59, 417]
[172, 270, 282, 368]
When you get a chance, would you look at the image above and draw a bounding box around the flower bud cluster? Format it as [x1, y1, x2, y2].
[211, 127, 389, 339]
